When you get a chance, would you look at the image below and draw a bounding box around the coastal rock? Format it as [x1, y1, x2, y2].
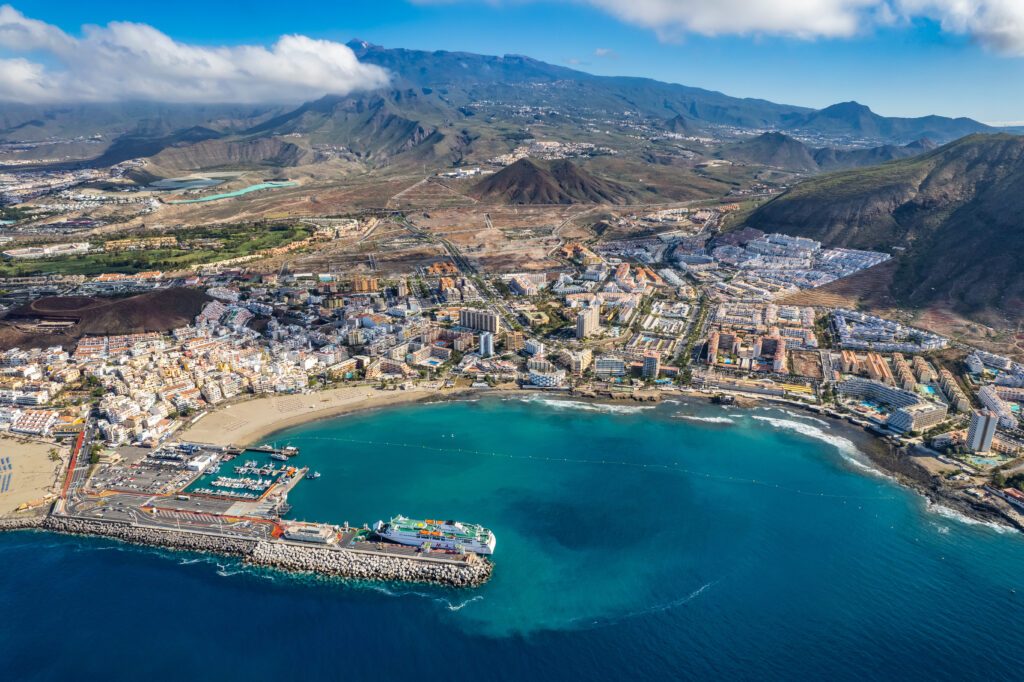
[41, 516, 258, 556]
[31, 515, 493, 587]
[0, 516, 46, 531]
[248, 542, 493, 587]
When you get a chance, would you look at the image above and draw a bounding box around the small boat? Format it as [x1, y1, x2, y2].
[255, 444, 274, 452]
[270, 452, 289, 462]
[305, 471, 321, 480]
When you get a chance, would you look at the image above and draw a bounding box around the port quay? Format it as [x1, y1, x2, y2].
[1, 433, 492, 587]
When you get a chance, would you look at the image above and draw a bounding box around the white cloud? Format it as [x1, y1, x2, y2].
[587, 0, 1024, 53]
[897, 0, 1024, 55]
[416, 0, 1024, 55]
[594, 47, 618, 57]
[0, 5, 390, 103]
[580, 0, 886, 40]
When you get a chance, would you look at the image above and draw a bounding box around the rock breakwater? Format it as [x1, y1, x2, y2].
[250, 541, 493, 587]
[5, 515, 492, 587]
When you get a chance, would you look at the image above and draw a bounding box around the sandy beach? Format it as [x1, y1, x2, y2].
[0, 436, 63, 518]
[178, 384, 455, 447]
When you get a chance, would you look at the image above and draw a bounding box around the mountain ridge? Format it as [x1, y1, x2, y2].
[745, 133, 1024, 318]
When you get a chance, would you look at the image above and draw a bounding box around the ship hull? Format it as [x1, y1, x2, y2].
[375, 526, 494, 555]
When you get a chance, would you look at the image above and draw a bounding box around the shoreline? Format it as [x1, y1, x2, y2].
[220, 382, 1024, 535]
[4, 384, 1018, 577]
[176, 384, 533, 448]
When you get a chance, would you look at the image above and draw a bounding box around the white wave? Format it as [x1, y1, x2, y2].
[675, 414, 736, 425]
[447, 595, 484, 612]
[521, 397, 655, 415]
[925, 499, 1012, 534]
[787, 413, 831, 427]
[362, 583, 483, 612]
[750, 415, 886, 478]
[214, 561, 248, 577]
[576, 580, 716, 630]
[643, 581, 714, 616]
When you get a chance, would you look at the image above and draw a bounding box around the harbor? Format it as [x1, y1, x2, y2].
[38, 436, 494, 587]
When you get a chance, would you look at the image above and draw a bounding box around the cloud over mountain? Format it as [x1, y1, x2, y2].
[0, 5, 390, 103]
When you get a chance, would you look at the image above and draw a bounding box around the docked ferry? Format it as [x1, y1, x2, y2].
[373, 515, 496, 555]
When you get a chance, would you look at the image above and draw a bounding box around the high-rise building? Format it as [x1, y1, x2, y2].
[525, 339, 545, 356]
[576, 306, 600, 340]
[563, 348, 593, 375]
[595, 356, 626, 378]
[642, 352, 661, 379]
[503, 330, 525, 352]
[479, 332, 495, 358]
[967, 409, 998, 453]
[459, 308, 501, 334]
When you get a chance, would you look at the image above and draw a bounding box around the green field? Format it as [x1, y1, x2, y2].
[0, 224, 310, 277]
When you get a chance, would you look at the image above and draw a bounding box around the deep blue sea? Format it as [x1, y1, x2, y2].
[3, 396, 1024, 681]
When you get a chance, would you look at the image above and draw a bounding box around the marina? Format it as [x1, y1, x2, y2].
[41, 436, 493, 586]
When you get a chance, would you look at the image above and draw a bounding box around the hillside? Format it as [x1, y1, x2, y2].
[243, 92, 445, 158]
[721, 132, 819, 172]
[0, 288, 211, 350]
[746, 134, 1024, 317]
[782, 101, 989, 143]
[812, 138, 936, 171]
[147, 137, 314, 170]
[721, 132, 936, 172]
[470, 159, 632, 204]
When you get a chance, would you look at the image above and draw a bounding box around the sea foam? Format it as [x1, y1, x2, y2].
[675, 414, 736, 425]
[925, 499, 1012, 534]
[750, 415, 885, 477]
[522, 396, 655, 415]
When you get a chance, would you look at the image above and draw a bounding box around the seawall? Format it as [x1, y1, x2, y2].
[249, 541, 493, 587]
[9, 515, 492, 587]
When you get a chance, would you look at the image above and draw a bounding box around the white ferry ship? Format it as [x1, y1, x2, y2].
[373, 515, 496, 555]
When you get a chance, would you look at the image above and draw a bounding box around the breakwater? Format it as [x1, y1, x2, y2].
[250, 541, 492, 587]
[5, 515, 491, 587]
[0, 516, 45, 531]
[41, 516, 258, 556]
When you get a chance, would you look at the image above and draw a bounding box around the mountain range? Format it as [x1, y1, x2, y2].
[745, 133, 1024, 318]
[0, 42, 1000, 173]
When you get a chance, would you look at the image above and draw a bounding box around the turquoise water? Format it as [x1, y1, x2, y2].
[167, 181, 297, 204]
[3, 396, 1024, 680]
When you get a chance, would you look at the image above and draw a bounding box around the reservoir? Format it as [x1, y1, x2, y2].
[166, 180, 297, 204]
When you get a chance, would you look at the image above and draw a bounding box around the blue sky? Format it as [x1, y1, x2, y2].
[4, 0, 1024, 122]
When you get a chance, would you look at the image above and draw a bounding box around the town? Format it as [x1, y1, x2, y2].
[3, 200, 1024, 533]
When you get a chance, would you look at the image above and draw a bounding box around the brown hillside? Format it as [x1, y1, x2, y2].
[0, 288, 212, 350]
[470, 159, 632, 204]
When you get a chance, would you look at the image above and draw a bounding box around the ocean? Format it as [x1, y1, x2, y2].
[3, 396, 1023, 681]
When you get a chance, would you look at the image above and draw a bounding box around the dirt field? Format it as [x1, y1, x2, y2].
[790, 350, 823, 381]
